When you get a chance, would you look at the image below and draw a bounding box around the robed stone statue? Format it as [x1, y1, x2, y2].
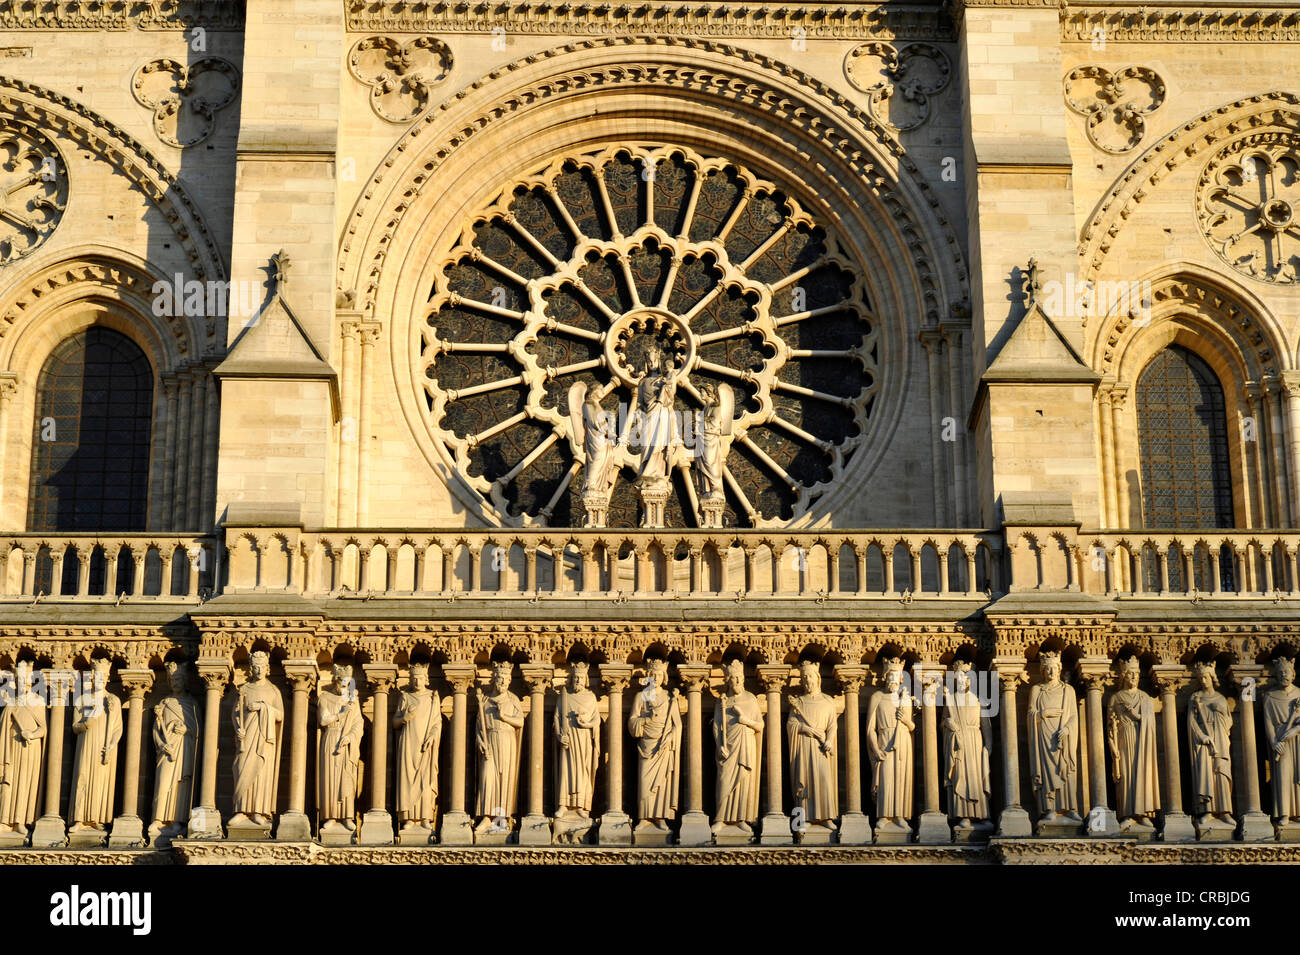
[474, 661, 524, 835]
[1263, 656, 1300, 824]
[627, 658, 681, 836]
[787, 660, 838, 833]
[1107, 657, 1160, 831]
[1027, 651, 1080, 823]
[865, 657, 915, 834]
[70, 658, 122, 832]
[943, 661, 992, 828]
[230, 651, 284, 828]
[393, 663, 441, 832]
[0, 661, 46, 837]
[1187, 662, 1233, 829]
[712, 659, 762, 838]
[149, 661, 199, 844]
[317, 662, 364, 833]
[553, 661, 600, 842]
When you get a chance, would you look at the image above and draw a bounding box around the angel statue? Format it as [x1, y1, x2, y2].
[693, 381, 734, 514]
[567, 381, 618, 526]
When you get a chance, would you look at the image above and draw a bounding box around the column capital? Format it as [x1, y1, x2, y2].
[519, 663, 554, 691]
[910, 661, 945, 704]
[1228, 663, 1267, 698]
[756, 663, 791, 692]
[598, 663, 633, 692]
[441, 663, 477, 692]
[362, 663, 399, 691]
[675, 663, 711, 690]
[1075, 658, 1114, 691]
[833, 664, 870, 694]
[195, 660, 232, 689]
[991, 655, 1028, 690]
[117, 669, 155, 697]
[918, 326, 945, 352]
[1149, 664, 1190, 694]
[281, 659, 318, 690]
[1280, 369, 1300, 397]
[0, 371, 17, 405]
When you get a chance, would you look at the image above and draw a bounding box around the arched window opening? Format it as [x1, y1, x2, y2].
[1136, 345, 1234, 591]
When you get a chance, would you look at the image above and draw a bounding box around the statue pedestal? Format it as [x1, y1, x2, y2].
[147, 821, 184, 848]
[518, 813, 552, 845]
[638, 481, 670, 528]
[31, 814, 66, 848]
[108, 814, 144, 848]
[319, 819, 356, 846]
[837, 812, 873, 846]
[997, 806, 1033, 838]
[552, 811, 595, 845]
[952, 821, 994, 843]
[275, 810, 312, 842]
[67, 825, 108, 848]
[226, 817, 272, 841]
[397, 823, 434, 846]
[915, 811, 951, 844]
[597, 810, 632, 845]
[1237, 810, 1274, 842]
[795, 822, 836, 845]
[711, 822, 754, 846]
[0, 827, 26, 848]
[474, 821, 513, 845]
[677, 810, 711, 847]
[873, 819, 912, 845]
[186, 806, 224, 840]
[1194, 816, 1236, 842]
[1159, 811, 1196, 843]
[758, 810, 792, 845]
[632, 820, 673, 846]
[1085, 806, 1120, 837]
[1035, 815, 1083, 838]
[699, 497, 725, 529]
[358, 809, 394, 845]
[439, 810, 473, 845]
[1276, 820, 1300, 842]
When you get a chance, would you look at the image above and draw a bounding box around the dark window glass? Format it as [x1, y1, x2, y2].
[27, 328, 153, 533]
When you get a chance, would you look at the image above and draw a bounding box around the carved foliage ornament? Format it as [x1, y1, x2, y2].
[1063, 65, 1165, 155]
[844, 42, 950, 133]
[422, 145, 879, 529]
[0, 126, 67, 264]
[131, 57, 240, 148]
[348, 35, 452, 124]
[1196, 135, 1300, 285]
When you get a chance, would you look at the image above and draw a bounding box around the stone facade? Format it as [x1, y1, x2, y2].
[0, 0, 1298, 862]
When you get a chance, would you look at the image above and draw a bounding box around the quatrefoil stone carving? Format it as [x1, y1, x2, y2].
[348, 35, 452, 124]
[1064, 65, 1165, 155]
[844, 42, 950, 132]
[131, 57, 240, 148]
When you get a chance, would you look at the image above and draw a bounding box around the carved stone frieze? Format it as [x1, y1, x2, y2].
[1061, 7, 1300, 44]
[0, 0, 243, 31]
[347, 35, 452, 124]
[131, 58, 241, 148]
[1063, 65, 1165, 155]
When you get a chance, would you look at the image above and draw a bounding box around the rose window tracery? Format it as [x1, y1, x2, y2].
[0, 128, 67, 264]
[422, 145, 878, 528]
[1197, 138, 1300, 284]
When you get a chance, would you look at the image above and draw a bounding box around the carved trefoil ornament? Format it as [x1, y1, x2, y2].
[0, 126, 67, 263]
[1063, 65, 1165, 155]
[844, 42, 950, 132]
[348, 35, 452, 124]
[131, 57, 240, 147]
[1196, 135, 1299, 284]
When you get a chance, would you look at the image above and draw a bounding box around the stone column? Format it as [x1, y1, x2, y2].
[1228, 664, 1273, 841]
[992, 658, 1031, 837]
[32, 668, 74, 847]
[439, 663, 476, 844]
[109, 669, 154, 847]
[1282, 371, 1300, 524]
[834, 665, 872, 844]
[1150, 665, 1195, 842]
[188, 661, 231, 839]
[757, 664, 791, 844]
[676, 663, 712, 846]
[597, 664, 633, 845]
[518, 663, 553, 844]
[359, 663, 397, 845]
[276, 661, 317, 841]
[0, 373, 16, 519]
[914, 662, 950, 843]
[1077, 659, 1119, 836]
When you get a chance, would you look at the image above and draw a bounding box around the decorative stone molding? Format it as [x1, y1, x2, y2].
[0, 126, 67, 263]
[1078, 90, 1300, 279]
[845, 43, 950, 133]
[344, 1, 956, 41]
[0, 77, 227, 283]
[1060, 6, 1300, 44]
[1063, 66, 1164, 155]
[347, 35, 452, 124]
[0, 0, 243, 31]
[1195, 135, 1299, 284]
[130, 58, 240, 148]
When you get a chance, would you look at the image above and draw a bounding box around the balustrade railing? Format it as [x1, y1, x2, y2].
[0, 534, 216, 601]
[1076, 531, 1300, 598]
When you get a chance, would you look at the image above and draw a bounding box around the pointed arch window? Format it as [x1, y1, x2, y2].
[27, 327, 154, 532]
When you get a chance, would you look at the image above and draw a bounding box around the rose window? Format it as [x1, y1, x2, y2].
[1197, 140, 1300, 284]
[0, 128, 67, 264]
[422, 145, 878, 528]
